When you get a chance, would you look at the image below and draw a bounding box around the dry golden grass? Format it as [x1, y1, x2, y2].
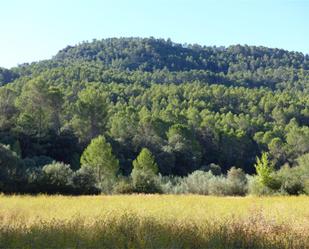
[0, 195, 308, 248]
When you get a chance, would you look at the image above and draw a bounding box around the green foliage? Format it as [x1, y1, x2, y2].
[0, 88, 18, 130]
[81, 135, 119, 191]
[131, 170, 162, 194]
[42, 162, 74, 194]
[112, 179, 135, 194]
[71, 85, 108, 142]
[276, 165, 304, 195]
[254, 152, 279, 190]
[72, 167, 100, 194]
[180, 170, 213, 195]
[54, 38, 309, 74]
[159, 169, 248, 196]
[0, 143, 24, 192]
[132, 148, 158, 174]
[226, 167, 248, 196]
[1, 37, 309, 195]
[131, 148, 161, 193]
[248, 176, 277, 196]
[16, 78, 61, 137]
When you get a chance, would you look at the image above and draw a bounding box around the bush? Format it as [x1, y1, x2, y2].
[304, 179, 309, 195]
[132, 170, 162, 194]
[208, 176, 230, 196]
[0, 143, 25, 193]
[159, 170, 248, 196]
[276, 164, 303, 195]
[72, 167, 100, 195]
[182, 170, 213, 195]
[158, 175, 187, 194]
[24, 167, 45, 193]
[248, 175, 277, 196]
[42, 162, 74, 194]
[113, 178, 135, 194]
[226, 167, 248, 196]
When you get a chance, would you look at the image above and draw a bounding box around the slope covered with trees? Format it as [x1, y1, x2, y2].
[1, 37, 309, 195]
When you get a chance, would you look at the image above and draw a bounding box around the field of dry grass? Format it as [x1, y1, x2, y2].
[0, 195, 308, 249]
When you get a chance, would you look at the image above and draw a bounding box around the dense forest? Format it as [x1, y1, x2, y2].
[1, 37, 309, 195]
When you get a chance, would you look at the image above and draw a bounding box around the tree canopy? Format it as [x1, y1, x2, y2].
[1, 37, 309, 194]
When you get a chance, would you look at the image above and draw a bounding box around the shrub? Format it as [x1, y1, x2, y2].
[208, 176, 230, 196]
[248, 175, 277, 196]
[304, 179, 309, 195]
[276, 164, 303, 195]
[158, 175, 187, 194]
[72, 167, 100, 195]
[159, 170, 248, 196]
[226, 167, 248, 196]
[42, 162, 74, 194]
[182, 170, 214, 195]
[24, 167, 45, 193]
[0, 143, 25, 193]
[113, 178, 135, 194]
[132, 170, 162, 194]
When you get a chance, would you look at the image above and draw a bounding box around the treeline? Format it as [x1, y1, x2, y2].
[0, 37, 309, 195]
[54, 37, 309, 72]
[1, 138, 309, 196]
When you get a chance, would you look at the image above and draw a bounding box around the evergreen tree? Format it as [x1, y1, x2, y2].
[131, 148, 160, 193]
[80, 135, 119, 188]
[132, 148, 158, 174]
[72, 85, 108, 142]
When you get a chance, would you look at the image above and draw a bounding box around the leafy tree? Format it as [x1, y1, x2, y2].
[167, 124, 202, 175]
[131, 148, 161, 193]
[132, 148, 158, 174]
[2, 37, 309, 194]
[254, 152, 279, 189]
[0, 88, 18, 130]
[71, 85, 108, 142]
[46, 86, 64, 134]
[16, 78, 51, 137]
[80, 135, 119, 189]
[0, 144, 24, 192]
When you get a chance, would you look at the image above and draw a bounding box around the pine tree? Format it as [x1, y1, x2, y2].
[81, 135, 119, 185]
[131, 148, 160, 193]
[132, 148, 158, 174]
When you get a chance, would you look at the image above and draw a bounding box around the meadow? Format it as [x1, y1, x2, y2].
[0, 195, 308, 249]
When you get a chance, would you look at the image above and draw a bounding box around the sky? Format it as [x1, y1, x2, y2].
[0, 0, 308, 68]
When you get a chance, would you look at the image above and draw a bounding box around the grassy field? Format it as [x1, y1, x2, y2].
[0, 195, 308, 249]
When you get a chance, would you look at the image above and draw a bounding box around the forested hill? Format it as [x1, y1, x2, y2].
[53, 37, 309, 72]
[1, 37, 309, 194]
[2, 38, 309, 90]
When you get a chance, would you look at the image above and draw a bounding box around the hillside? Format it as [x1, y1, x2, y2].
[54, 37, 309, 71]
[1, 37, 309, 194]
[2, 37, 309, 89]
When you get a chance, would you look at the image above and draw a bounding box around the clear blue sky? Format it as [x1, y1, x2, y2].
[1, 0, 308, 68]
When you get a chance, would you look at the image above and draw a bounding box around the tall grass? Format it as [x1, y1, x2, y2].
[0, 195, 308, 249]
